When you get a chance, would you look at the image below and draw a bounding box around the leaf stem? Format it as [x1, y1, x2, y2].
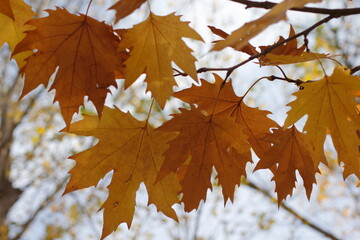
[85, 0, 92, 16]
[239, 76, 266, 104]
[144, 98, 155, 127]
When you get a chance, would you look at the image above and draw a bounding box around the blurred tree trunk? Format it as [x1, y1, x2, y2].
[0, 176, 22, 226]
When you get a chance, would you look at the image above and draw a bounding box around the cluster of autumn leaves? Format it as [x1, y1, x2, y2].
[2, 0, 360, 239]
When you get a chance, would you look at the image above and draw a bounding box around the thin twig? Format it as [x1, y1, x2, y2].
[222, 15, 335, 80]
[243, 179, 341, 240]
[12, 178, 69, 240]
[230, 0, 360, 16]
[265, 75, 305, 86]
[174, 15, 340, 80]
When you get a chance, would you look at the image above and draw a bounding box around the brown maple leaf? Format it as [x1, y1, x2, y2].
[109, 0, 146, 22]
[208, 25, 258, 55]
[118, 13, 203, 108]
[64, 107, 180, 240]
[212, 0, 321, 51]
[255, 126, 319, 204]
[157, 106, 252, 211]
[0, 0, 14, 20]
[175, 74, 279, 159]
[13, 8, 121, 126]
[284, 66, 360, 177]
[258, 25, 328, 65]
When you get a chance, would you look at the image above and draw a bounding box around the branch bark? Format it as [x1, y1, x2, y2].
[230, 0, 360, 16]
[196, 14, 337, 80]
[244, 179, 341, 240]
[11, 178, 68, 240]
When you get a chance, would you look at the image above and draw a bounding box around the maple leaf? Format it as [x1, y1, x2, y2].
[64, 107, 180, 239]
[0, 0, 14, 20]
[118, 13, 203, 108]
[157, 106, 252, 211]
[13, 8, 121, 126]
[0, 0, 34, 68]
[109, 0, 146, 22]
[255, 126, 319, 204]
[212, 0, 322, 51]
[208, 25, 258, 55]
[175, 74, 278, 159]
[259, 25, 328, 65]
[284, 66, 360, 177]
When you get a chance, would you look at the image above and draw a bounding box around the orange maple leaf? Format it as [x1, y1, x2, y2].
[284, 66, 360, 177]
[13, 8, 121, 126]
[109, 0, 146, 22]
[212, 0, 321, 51]
[118, 13, 203, 108]
[255, 126, 319, 204]
[259, 25, 328, 65]
[175, 74, 278, 159]
[64, 107, 180, 240]
[157, 106, 252, 211]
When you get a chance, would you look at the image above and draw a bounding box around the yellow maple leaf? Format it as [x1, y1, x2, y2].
[119, 13, 203, 108]
[263, 52, 329, 65]
[255, 126, 319, 204]
[259, 25, 328, 65]
[284, 66, 360, 177]
[0, 0, 34, 68]
[13, 8, 121, 126]
[157, 106, 252, 211]
[212, 0, 321, 51]
[175, 74, 278, 159]
[64, 107, 180, 240]
[109, 0, 147, 22]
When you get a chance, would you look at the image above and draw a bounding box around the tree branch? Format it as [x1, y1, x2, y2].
[230, 0, 360, 16]
[351, 65, 360, 75]
[244, 179, 341, 240]
[11, 178, 68, 240]
[221, 14, 335, 80]
[174, 15, 342, 81]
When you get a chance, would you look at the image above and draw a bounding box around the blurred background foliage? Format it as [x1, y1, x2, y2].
[1, 0, 360, 239]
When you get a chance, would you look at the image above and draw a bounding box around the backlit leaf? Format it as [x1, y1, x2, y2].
[259, 25, 328, 65]
[0, 0, 34, 67]
[212, 0, 322, 51]
[255, 126, 319, 204]
[284, 66, 360, 177]
[0, 0, 14, 20]
[109, 0, 147, 22]
[64, 107, 180, 239]
[14, 8, 121, 126]
[175, 74, 278, 159]
[119, 13, 203, 108]
[157, 106, 252, 211]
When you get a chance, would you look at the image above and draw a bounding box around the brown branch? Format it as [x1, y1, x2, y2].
[175, 15, 340, 81]
[351, 65, 360, 75]
[230, 0, 360, 16]
[11, 178, 68, 240]
[243, 179, 341, 240]
[265, 75, 305, 86]
[222, 14, 335, 80]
